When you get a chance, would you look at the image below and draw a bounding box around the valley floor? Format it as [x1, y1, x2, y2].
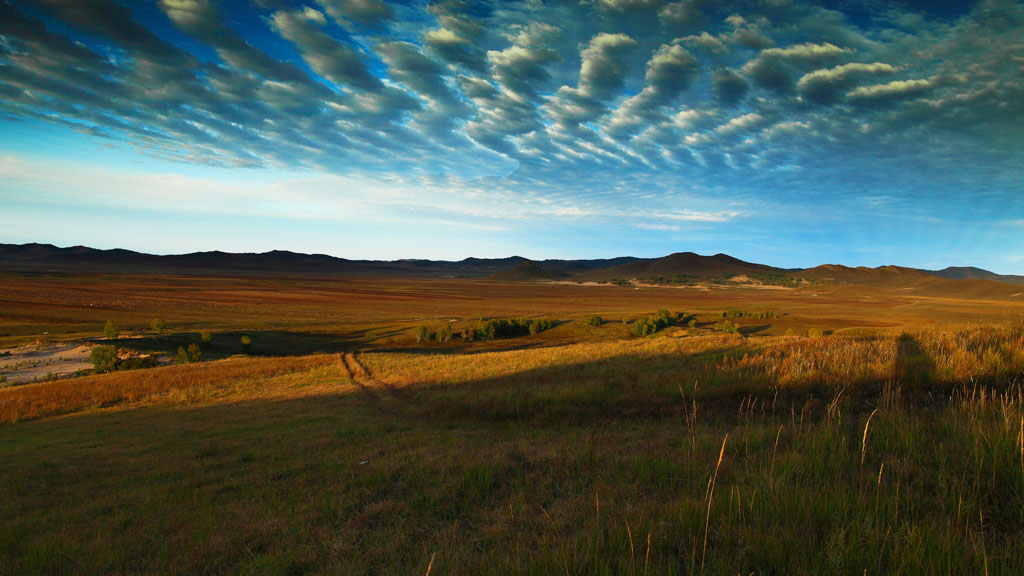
[1, 273, 1023, 574]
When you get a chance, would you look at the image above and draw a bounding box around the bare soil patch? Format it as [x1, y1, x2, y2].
[0, 341, 93, 385]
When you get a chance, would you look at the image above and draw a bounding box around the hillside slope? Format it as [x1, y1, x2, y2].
[798, 264, 1023, 300]
[922, 266, 1024, 285]
[574, 252, 777, 282]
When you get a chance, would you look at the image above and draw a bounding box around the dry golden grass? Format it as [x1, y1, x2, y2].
[0, 354, 339, 423]
[0, 323, 1023, 574]
[2, 271, 1024, 574]
[365, 323, 1024, 393]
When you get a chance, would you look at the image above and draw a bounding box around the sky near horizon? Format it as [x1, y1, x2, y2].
[0, 0, 1022, 272]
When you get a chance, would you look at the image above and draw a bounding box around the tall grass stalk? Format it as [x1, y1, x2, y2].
[861, 408, 879, 467]
[702, 434, 728, 575]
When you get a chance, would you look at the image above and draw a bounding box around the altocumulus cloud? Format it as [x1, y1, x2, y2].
[0, 0, 1023, 240]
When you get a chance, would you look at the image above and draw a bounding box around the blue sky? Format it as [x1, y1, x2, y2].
[1, 0, 1022, 272]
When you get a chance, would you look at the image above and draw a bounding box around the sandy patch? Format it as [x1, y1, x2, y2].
[0, 342, 94, 386]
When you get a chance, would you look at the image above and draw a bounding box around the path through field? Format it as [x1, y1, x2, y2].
[340, 351, 409, 412]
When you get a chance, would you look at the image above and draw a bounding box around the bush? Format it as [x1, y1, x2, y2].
[415, 325, 429, 343]
[240, 335, 252, 353]
[187, 343, 202, 363]
[438, 323, 453, 343]
[104, 319, 119, 339]
[631, 318, 657, 337]
[723, 309, 777, 320]
[151, 318, 166, 334]
[200, 329, 212, 348]
[90, 345, 118, 373]
[713, 320, 739, 334]
[583, 315, 603, 327]
[175, 346, 190, 364]
[473, 318, 551, 341]
[631, 311, 674, 337]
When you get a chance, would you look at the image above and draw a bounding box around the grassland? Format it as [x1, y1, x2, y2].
[1, 272, 1023, 574]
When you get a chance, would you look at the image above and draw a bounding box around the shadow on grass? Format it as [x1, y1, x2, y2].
[894, 333, 936, 385]
[738, 324, 772, 335]
[107, 330, 359, 359]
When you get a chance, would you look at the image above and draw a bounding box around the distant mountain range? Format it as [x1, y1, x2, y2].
[2, 243, 1022, 300]
[0, 243, 637, 278]
[921, 266, 1024, 286]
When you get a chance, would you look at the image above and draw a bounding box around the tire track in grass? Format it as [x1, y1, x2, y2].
[349, 352, 412, 402]
[340, 352, 407, 413]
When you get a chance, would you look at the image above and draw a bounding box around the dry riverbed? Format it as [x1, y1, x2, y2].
[0, 342, 93, 385]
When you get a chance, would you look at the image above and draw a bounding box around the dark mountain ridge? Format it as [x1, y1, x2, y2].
[921, 266, 1024, 286]
[0, 243, 637, 278]
[2, 244, 1021, 301]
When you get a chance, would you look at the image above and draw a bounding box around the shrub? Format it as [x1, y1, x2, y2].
[723, 309, 777, 320]
[365, 330, 376, 342]
[415, 325, 429, 343]
[90, 345, 118, 373]
[200, 329, 212, 348]
[472, 318, 551, 341]
[583, 315, 603, 327]
[104, 319, 119, 339]
[175, 346, 190, 364]
[631, 311, 674, 337]
[187, 343, 202, 363]
[713, 320, 739, 334]
[631, 318, 657, 337]
[438, 323, 453, 343]
[151, 318, 166, 334]
[240, 335, 252, 353]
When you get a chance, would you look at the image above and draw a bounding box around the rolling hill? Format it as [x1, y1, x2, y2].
[797, 264, 1023, 299]
[573, 252, 777, 282]
[921, 266, 1024, 285]
[2, 244, 1022, 300]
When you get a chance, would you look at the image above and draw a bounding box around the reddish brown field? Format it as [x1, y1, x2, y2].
[3, 272, 1021, 347]
[2, 271, 1024, 574]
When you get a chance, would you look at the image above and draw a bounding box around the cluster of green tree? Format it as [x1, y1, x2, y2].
[642, 274, 702, 285]
[176, 343, 203, 364]
[89, 345, 158, 373]
[749, 272, 802, 287]
[606, 279, 631, 286]
[723, 309, 777, 319]
[582, 315, 603, 327]
[414, 323, 455, 343]
[630, 309, 678, 337]
[713, 320, 740, 334]
[451, 318, 553, 342]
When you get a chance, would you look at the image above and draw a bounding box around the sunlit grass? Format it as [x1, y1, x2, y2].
[1, 301, 1024, 573]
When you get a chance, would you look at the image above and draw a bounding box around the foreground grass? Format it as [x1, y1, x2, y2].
[0, 326, 1023, 574]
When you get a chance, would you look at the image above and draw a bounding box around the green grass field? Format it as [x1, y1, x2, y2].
[1, 273, 1023, 574]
